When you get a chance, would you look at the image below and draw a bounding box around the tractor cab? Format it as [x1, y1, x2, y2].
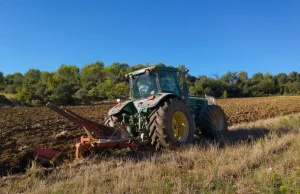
[128, 66, 182, 100]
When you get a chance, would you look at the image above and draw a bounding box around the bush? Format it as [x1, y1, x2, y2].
[31, 99, 42, 107]
[222, 90, 228, 98]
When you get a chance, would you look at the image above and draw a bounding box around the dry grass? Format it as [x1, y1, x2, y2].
[1, 115, 300, 194]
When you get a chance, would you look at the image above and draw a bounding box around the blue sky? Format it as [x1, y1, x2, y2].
[0, 0, 299, 77]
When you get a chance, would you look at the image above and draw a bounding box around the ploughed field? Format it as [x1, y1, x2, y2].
[218, 96, 300, 125]
[1, 96, 300, 175]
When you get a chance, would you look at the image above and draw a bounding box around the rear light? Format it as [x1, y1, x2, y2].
[116, 99, 121, 107]
[148, 95, 155, 100]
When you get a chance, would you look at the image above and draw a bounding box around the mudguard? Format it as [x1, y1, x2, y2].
[108, 93, 177, 116]
[108, 100, 133, 116]
[189, 96, 208, 107]
[136, 93, 176, 110]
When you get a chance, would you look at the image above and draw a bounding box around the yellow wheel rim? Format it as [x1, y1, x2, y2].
[172, 111, 189, 142]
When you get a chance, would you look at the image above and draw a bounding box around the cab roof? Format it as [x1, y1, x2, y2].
[128, 65, 179, 76]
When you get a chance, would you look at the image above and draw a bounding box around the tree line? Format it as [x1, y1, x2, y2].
[0, 61, 299, 106]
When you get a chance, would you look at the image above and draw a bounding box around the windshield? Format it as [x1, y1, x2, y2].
[131, 73, 158, 99]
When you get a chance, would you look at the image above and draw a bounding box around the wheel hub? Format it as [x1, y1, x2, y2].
[171, 111, 189, 142]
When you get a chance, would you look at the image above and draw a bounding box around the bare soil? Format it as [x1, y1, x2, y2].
[218, 96, 300, 125]
[0, 104, 112, 175]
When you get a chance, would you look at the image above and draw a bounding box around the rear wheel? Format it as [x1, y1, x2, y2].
[148, 97, 195, 149]
[104, 115, 119, 127]
[196, 105, 228, 140]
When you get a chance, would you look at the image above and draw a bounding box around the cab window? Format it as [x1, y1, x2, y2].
[159, 72, 180, 96]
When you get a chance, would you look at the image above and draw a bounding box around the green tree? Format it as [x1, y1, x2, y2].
[242, 83, 250, 96]
[79, 61, 105, 101]
[24, 69, 41, 85]
[238, 71, 248, 83]
[101, 80, 114, 99]
[177, 64, 187, 72]
[251, 73, 263, 84]
[154, 62, 166, 67]
[191, 76, 207, 96]
[114, 82, 130, 99]
[249, 72, 276, 96]
[81, 61, 104, 83]
[222, 90, 228, 98]
[16, 69, 41, 104]
[50, 65, 80, 105]
[275, 73, 288, 84]
[204, 87, 212, 95]
[2, 61, 300, 104]
[36, 71, 54, 101]
[221, 71, 238, 84]
[103, 62, 129, 83]
[236, 71, 249, 96]
[4, 73, 23, 93]
[288, 71, 298, 82]
[177, 64, 196, 92]
[126, 64, 146, 73]
[274, 73, 288, 94]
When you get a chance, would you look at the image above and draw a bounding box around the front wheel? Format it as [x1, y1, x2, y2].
[148, 97, 195, 149]
[196, 105, 228, 140]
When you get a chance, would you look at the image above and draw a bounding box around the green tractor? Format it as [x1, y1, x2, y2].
[105, 65, 228, 149]
[41, 65, 228, 163]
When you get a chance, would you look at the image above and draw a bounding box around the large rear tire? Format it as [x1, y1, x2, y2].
[196, 105, 228, 140]
[104, 115, 119, 127]
[148, 97, 195, 149]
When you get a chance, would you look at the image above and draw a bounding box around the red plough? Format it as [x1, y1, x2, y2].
[35, 102, 136, 165]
